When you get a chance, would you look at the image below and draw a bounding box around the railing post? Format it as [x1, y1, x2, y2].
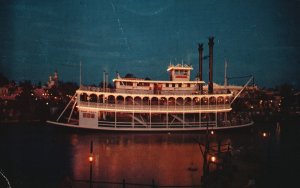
[152, 179, 156, 188]
[89, 140, 93, 188]
[122, 179, 126, 188]
[202, 122, 210, 187]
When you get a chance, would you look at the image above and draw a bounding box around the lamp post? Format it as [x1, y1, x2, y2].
[89, 140, 94, 188]
[201, 122, 210, 186]
[194, 122, 222, 187]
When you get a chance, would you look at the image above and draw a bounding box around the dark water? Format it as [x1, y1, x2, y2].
[0, 120, 298, 188]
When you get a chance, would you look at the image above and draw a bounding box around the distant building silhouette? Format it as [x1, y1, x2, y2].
[47, 70, 59, 88]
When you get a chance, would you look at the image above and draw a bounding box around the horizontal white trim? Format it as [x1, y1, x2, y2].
[113, 78, 205, 84]
[46, 120, 254, 132]
[76, 90, 233, 98]
[78, 103, 232, 113]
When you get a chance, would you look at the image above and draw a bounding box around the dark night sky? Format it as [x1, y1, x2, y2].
[1, 0, 300, 88]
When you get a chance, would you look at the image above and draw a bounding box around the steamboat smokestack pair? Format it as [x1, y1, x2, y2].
[198, 43, 203, 94]
[198, 37, 214, 94]
[208, 37, 214, 94]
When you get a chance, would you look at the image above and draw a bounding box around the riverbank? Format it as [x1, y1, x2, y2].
[0, 119, 41, 125]
[205, 118, 299, 188]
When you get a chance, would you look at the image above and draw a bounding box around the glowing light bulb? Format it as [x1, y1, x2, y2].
[89, 156, 93, 162]
[263, 132, 267, 137]
[211, 156, 216, 163]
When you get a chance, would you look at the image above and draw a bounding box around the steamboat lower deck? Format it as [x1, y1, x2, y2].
[47, 87, 253, 131]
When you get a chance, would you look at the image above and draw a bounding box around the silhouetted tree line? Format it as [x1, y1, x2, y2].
[0, 72, 299, 122]
[0, 73, 79, 122]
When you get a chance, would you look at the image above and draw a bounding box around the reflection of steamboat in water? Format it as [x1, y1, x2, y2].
[47, 37, 254, 131]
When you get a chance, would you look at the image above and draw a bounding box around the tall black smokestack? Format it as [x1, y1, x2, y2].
[198, 43, 203, 94]
[208, 37, 214, 94]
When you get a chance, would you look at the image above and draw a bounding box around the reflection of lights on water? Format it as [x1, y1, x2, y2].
[72, 136, 220, 183]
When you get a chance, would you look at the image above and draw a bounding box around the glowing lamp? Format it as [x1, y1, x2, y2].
[262, 132, 268, 137]
[210, 130, 214, 135]
[210, 156, 217, 163]
[89, 155, 93, 162]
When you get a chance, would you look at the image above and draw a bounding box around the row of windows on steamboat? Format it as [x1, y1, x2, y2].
[117, 81, 195, 88]
[79, 94, 231, 105]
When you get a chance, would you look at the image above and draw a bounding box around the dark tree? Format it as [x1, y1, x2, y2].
[278, 83, 294, 112]
[125, 73, 135, 78]
[15, 80, 35, 120]
[0, 73, 9, 86]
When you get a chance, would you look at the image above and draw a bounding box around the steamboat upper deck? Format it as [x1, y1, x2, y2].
[76, 87, 233, 113]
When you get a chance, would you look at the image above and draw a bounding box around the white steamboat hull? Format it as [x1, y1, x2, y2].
[46, 120, 254, 132]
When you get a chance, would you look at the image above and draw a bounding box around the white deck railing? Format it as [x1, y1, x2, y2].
[78, 102, 231, 113]
[78, 86, 232, 95]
